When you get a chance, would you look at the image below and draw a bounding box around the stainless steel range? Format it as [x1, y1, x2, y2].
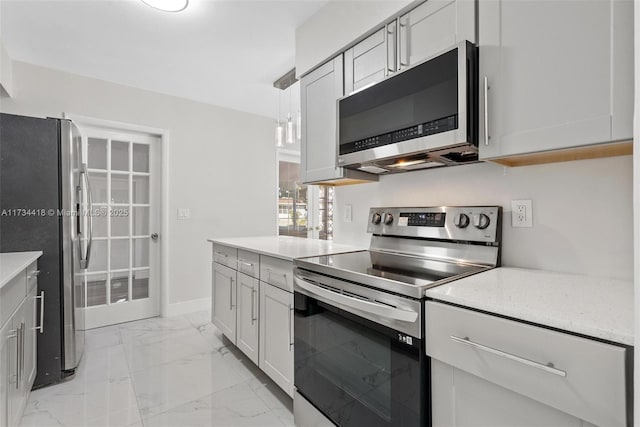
[293, 206, 502, 427]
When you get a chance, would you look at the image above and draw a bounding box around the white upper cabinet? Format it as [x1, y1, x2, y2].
[479, 0, 633, 160]
[344, 26, 393, 95]
[398, 0, 476, 69]
[300, 55, 343, 184]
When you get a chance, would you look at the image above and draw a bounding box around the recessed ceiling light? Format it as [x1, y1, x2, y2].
[141, 0, 188, 12]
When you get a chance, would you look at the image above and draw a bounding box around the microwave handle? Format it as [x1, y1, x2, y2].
[483, 76, 490, 146]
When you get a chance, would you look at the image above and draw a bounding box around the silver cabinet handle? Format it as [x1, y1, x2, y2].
[266, 268, 287, 283]
[483, 76, 490, 146]
[215, 251, 228, 258]
[450, 335, 566, 377]
[229, 277, 235, 309]
[34, 291, 45, 333]
[251, 288, 257, 324]
[28, 270, 40, 279]
[238, 259, 254, 269]
[20, 322, 25, 383]
[7, 329, 18, 386]
[385, 22, 397, 76]
[398, 18, 408, 68]
[16, 324, 22, 388]
[288, 305, 294, 351]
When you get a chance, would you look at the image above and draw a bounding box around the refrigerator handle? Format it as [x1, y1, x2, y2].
[80, 163, 93, 269]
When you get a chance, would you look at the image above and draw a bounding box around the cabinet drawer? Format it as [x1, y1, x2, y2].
[237, 250, 260, 278]
[0, 271, 27, 327]
[260, 256, 293, 292]
[26, 261, 39, 292]
[426, 301, 628, 427]
[212, 244, 237, 269]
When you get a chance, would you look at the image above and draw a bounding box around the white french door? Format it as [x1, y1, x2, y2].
[78, 125, 161, 329]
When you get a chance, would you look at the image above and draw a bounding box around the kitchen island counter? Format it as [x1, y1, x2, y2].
[207, 236, 363, 261]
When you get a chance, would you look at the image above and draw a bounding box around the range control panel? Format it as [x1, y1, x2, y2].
[367, 206, 502, 244]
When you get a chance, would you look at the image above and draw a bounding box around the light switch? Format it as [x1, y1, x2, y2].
[177, 208, 191, 220]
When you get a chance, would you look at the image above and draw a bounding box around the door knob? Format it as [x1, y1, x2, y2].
[151, 233, 159, 241]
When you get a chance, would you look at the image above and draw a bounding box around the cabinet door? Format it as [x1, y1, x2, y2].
[399, 0, 475, 70]
[344, 27, 389, 95]
[432, 360, 595, 427]
[212, 262, 237, 343]
[300, 55, 344, 184]
[0, 321, 14, 427]
[7, 311, 23, 427]
[236, 273, 259, 365]
[23, 286, 37, 389]
[479, 0, 633, 160]
[259, 282, 293, 397]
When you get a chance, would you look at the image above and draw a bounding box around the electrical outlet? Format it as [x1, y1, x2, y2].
[511, 199, 532, 227]
[177, 208, 191, 220]
[344, 204, 353, 223]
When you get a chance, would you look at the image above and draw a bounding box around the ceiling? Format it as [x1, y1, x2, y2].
[0, 0, 328, 119]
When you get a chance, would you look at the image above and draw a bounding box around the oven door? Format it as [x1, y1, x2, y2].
[294, 271, 427, 427]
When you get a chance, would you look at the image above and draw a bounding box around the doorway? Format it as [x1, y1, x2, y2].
[75, 123, 162, 329]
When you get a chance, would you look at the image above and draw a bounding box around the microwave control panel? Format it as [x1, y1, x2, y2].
[340, 115, 457, 155]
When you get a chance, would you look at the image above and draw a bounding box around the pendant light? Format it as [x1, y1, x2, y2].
[275, 88, 284, 147]
[273, 68, 298, 147]
[285, 87, 295, 145]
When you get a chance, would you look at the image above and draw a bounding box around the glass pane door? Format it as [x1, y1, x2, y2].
[80, 125, 160, 328]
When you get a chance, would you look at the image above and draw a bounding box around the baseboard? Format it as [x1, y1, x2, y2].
[164, 297, 211, 317]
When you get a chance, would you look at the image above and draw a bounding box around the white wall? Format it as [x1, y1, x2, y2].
[0, 38, 13, 97]
[0, 61, 277, 307]
[334, 157, 634, 281]
[295, 0, 415, 76]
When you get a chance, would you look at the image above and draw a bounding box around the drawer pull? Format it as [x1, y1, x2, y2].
[450, 335, 567, 377]
[266, 268, 287, 282]
[238, 260, 254, 269]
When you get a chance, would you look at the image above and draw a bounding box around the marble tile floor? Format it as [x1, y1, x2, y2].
[19, 311, 294, 427]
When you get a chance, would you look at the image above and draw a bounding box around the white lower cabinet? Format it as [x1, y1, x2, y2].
[210, 244, 295, 397]
[259, 281, 294, 397]
[1, 262, 39, 427]
[211, 262, 237, 342]
[236, 273, 259, 365]
[426, 301, 629, 427]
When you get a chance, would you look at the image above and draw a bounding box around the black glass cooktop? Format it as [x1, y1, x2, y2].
[299, 250, 486, 289]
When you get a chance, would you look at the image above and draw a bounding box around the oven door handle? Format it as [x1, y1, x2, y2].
[294, 277, 418, 323]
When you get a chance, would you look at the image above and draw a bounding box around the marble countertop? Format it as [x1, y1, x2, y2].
[207, 236, 364, 261]
[0, 251, 43, 289]
[425, 267, 633, 345]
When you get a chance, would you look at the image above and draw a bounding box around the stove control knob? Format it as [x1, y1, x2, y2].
[383, 213, 394, 225]
[473, 213, 490, 230]
[371, 212, 382, 225]
[453, 213, 470, 228]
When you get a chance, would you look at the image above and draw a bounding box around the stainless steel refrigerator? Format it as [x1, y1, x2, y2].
[0, 113, 90, 387]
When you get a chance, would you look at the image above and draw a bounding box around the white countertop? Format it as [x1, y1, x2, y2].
[207, 236, 364, 261]
[0, 251, 43, 289]
[425, 267, 633, 346]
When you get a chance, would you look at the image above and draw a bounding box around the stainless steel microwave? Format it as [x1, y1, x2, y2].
[337, 41, 478, 174]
